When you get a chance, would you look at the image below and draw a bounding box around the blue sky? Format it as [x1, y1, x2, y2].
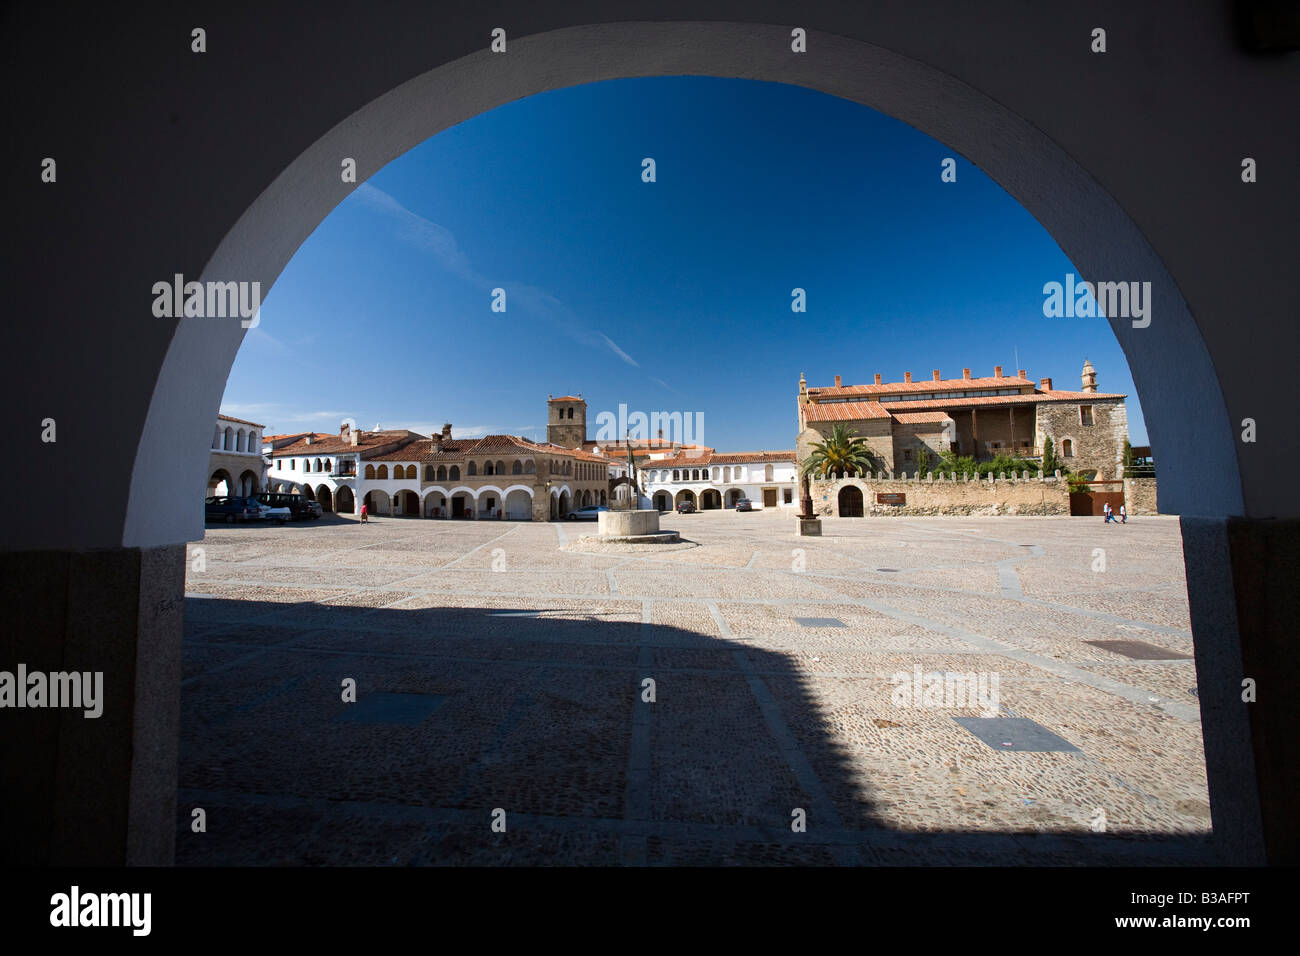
[223, 76, 1147, 447]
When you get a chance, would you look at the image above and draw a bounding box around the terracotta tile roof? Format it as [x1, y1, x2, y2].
[218, 413, 266, 428]
[548, 395, 583, 402]
[649, 449, 795, 468]
[802, 400, 892, 422]
[263, 431, 324, 443]
[368, 435, 615, 466]
[890, 411, 953, 425]
[273, 430, 425, 456]
[883, 390, 1125, 411]
[808, 375, 1035, 398]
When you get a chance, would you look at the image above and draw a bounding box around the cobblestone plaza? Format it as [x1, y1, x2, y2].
[179, 512, 1212, 865]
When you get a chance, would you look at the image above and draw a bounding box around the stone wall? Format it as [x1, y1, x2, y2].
[892, 422, 950, 471]
[1035, 398, 1127, 478]
[810, 473, 1071, 517]
[797, 419, 894, 473]
[1124, 477, 1160, 515]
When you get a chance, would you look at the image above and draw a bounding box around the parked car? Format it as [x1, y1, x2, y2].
[675, 501, 697, 514]
[255, 492, 322, 521]
[252, 500, 291, 524]
[565, 505, 608, 521]
[735, 498, 754, 512]
[204, 496, 260, 523]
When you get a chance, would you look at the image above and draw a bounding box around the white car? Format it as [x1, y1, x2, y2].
[253, 501, 291, 524]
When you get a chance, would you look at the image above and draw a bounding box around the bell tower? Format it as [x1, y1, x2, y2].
[547, 394, 587, 448]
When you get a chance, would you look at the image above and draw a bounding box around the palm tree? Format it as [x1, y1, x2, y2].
[801, 423, 877, 479]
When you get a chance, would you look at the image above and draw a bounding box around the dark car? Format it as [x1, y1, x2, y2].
[675, 500, 697, 514]
[735, 498, 754, 512]
[256, 492, 322, 521]
[205, 496, 260, 523]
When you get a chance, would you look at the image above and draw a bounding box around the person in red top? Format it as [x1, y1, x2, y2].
[359, 503, 368, 523]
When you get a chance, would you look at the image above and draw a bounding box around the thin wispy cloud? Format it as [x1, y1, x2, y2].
[354, 183, 639, 367]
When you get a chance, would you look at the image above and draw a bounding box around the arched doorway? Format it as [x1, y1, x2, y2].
[673, 490, 696, 509]
[398, 490, 419, 516]
[364, 490, 391, 515]
[452, 492, 472, 518]
[335, 486, 355, 514]
[557, 491, 570, 518]
[726, 489, 743, 507]
[838, 485, 864, 518]
[654, 492, 670, 512]
[316, 485, 333, 513]
[700, 489, 721, 510]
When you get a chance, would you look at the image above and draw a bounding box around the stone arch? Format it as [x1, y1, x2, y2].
[449, 465, 460, 480]
[335, 486, 355, 514]
[512, 459, 523, 475]
[363, 489, 390, 515]
[207, 468, 233, 497]
[316, 484, 333, 513]
[437, 465, 447, 480]
[674, 489, 696, 508]
[699, 488, 722, 510]
[237, 469, 260, 498]
[503, 486, 533, 520]
[69, 16, 1285, 869]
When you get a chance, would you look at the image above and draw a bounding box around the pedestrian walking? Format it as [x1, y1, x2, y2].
[1119, 503, 1127, 524]
[1103, 502, 1114, 523]
[360, 503, 368, 523]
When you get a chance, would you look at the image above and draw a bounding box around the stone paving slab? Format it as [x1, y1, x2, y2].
[178, 513, 1213, 866]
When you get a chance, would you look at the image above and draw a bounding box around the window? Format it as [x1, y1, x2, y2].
[525, 460, 535, 474]
[377, 465, 389, 479]
[783, 489, 793, 504]
[1062, 439, 1074, 458]
[437, 465, 447, 480]
[291, 459, 296, 470]
[450, 466, 460, 480]
[764, 464, 774, 482]
[484, 462, 494, 475]
[673, 470, 679, 481]
[904, 449, 913, 461]
[425, 465, 434, 481]
[468, 461, 477, 476]
[364, 464, 375, 479]
[1080, 405, 1094, 426]
[512, 460, 522, 475]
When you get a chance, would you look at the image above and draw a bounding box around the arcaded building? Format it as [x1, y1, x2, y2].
[263, 398, 617, 519]
[796, 360, 1129, 479]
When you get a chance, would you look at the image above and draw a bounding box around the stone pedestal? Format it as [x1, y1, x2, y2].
[596, 509, 679, 543]
[797, 518, 822, 536]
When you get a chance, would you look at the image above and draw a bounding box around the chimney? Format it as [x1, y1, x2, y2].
[994, 366, 1003, 378]
[349, 428, 359, 446]
[441, 423, 452, 440]
[1039, 377, 1053, 391]
[904, 371, 912, 383]
[834, 374, 842, 388]
[304, 435, 313, 446]
[962, 368, 971, 380]
[874, 373, 882, 385]
[932, 369, 941, 381]
[1017, 369, 1027, 380]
